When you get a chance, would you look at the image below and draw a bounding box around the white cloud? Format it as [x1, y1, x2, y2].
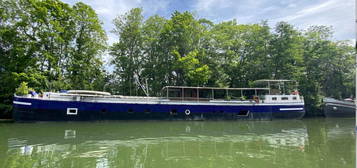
[287, 3, 297, 8]
[271, 0, 354, 40]
[194, 0, 233, 12]
[273, 0, 340, 22]
[95, 7, 111, 15]
[192, 0, 354, 41]
[141, 0, 170, 17]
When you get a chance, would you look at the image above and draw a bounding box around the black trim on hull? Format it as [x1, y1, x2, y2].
[324, 104, 355, 118]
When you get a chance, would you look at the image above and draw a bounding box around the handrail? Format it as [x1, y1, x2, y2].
[162, 86, 270, 91]
[67, 90, 111, 96]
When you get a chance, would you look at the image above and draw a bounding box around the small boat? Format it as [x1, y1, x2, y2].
[13, 80, 305, 121]
[323, 97, 356, 118]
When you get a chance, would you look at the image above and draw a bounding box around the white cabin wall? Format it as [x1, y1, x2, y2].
[263, 95, 303, 103]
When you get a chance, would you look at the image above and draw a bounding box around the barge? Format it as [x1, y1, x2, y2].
[13, 80, 305, 121]
[323, 97, 355, 118]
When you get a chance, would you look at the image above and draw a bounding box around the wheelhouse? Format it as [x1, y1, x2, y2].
[254, 79, 299, 95]
[162, 86, 270, 102]
[162, 79, 303, 103]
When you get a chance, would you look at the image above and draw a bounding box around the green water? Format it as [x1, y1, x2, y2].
[0, 118, 355, 168]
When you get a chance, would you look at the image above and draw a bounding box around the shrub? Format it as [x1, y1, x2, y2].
[15, 82, 33, 96]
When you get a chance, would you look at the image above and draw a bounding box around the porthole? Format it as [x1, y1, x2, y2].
[237, 110, 249, 116]
[144, 109, 151, 114]
[128, 108, 134, 113]
[170, 109, 177, 115]
[185, 109, 191, 115]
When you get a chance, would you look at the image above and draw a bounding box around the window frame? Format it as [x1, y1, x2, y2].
[281, 97, 289, 101]
[67, 108, 78, 115]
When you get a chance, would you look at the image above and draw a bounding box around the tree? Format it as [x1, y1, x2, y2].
[0, 0, 107, 117]
[205, 20, 241, 87]
[67, 2, 107, 90]
[175, 50, 211, 86]
[157, 11, 205, 87]
[206, 21, 272, 88]
[111, 8, 144, 96]
[269, 22, 304, 80]
[141, 15, 167, 95]
[300, 26, 355, 115]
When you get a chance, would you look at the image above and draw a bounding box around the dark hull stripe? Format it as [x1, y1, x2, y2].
[324, 104, 355, 118]
[325, 103, 356, 109]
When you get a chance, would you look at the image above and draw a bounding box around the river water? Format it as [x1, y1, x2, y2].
[0, 118, 355, 168]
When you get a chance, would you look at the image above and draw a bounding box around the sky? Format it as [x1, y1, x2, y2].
[59, 0, 355, 72]
[62, 0, 355, 46]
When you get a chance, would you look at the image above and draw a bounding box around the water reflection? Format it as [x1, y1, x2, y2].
[0, 119, 355, 168]
[64, 130, 76, 139]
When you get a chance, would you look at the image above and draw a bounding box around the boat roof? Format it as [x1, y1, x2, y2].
[163, 86, 270, 91]
[67, 90, 111, 96]
[254, 79, 296, 83]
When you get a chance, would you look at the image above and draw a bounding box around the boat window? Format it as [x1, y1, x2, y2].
[272, 97, 277, 101]
[293, 97, 297, 100]
[67, 108, 78, 115]
[281, 97, 289, 100]
[128, 108, 134, 113]
[170, 109, 177, 115]
[238, 110, 249, 116]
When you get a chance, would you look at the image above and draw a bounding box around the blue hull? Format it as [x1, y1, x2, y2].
[13, 97, 305, 121]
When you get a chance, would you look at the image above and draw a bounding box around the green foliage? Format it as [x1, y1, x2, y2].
[67, 2, 107, 90]
[270, 22, 304, 80]
[0, 0, 107, 116]
[110, 8, 144, 96]
[15, 82, 32, 96]
[175, 50, 211, 86]
[298, 26, 355, 115]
